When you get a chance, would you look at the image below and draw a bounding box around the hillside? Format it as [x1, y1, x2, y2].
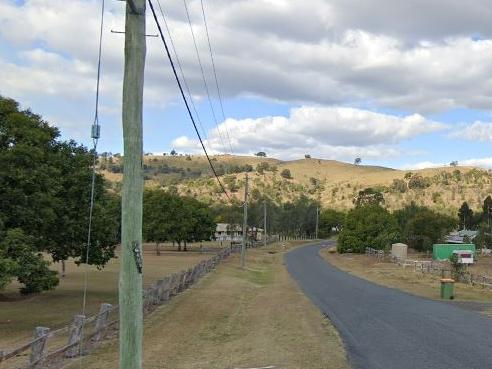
[100, 154, 492, 214]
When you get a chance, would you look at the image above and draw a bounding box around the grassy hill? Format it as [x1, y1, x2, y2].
[100, 154, 492, 215]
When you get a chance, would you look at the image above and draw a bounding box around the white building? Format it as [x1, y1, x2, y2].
[215, 223, 264, 242]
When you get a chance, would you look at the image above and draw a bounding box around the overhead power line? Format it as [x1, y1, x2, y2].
[156, 0, 208, 141]
[181, 0, 228, 154]
[80, 0, 105, 362]
[148, 0, 231, 201]
[199, 0, 234, 155]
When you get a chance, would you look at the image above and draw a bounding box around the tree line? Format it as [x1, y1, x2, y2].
[336, 188, 492, 253]
[0, 97, 216, 295]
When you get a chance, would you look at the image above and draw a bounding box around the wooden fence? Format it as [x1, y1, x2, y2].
[365, 247, 385, 259]
[0, 245, 244, 369]
[390, 255, 492, 289]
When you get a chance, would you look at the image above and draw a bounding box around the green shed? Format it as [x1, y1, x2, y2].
[432, 244, 476, 261]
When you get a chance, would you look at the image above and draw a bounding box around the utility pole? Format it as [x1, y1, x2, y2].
[240, 173, 249, 268]
[263, 200, 267, 248]
[119, 1, 146, 369]
[315, 205, 319, 239]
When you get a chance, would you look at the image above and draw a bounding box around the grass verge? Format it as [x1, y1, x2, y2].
[321, 248, 492, 303]
[68, 242, 350, 369]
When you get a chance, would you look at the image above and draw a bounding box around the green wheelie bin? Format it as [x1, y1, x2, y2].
[440, 278, 455, 299]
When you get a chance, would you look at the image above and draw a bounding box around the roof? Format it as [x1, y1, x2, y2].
[216, 223, 242, 232]
[458, 230, 478, 238]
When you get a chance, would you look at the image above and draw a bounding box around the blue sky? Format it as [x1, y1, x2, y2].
[2, 0, 492, 169]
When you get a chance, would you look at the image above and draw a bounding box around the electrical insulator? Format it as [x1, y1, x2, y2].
[91, 124, 101, 140]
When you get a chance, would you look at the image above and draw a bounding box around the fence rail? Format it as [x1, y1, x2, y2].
[363, 246, 492, 291]
[0, 242, 265, 368]
[388, 254, 492, 290]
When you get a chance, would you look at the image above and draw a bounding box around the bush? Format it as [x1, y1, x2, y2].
[280, 169, 292, 179]
[256, 162, 270, 174]
[408, 175, 430, 189]
[391, 179, 407, 193]
[449, 254, 466, 281]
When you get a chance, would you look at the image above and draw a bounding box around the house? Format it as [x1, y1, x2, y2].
[445, 229, 478, 244]
[215, 223, 242, 242]
[215, 223, 264, 242]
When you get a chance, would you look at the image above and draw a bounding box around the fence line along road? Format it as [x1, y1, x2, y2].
[364, 247, 492, 290]
[1, 240, 276, 369]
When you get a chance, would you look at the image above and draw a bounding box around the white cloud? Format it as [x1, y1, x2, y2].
[172, 106, 444, 160]
[402, 157, 492, 170]
[401, 161, 447, 170]
[2, 0, 492, 115]
[451, 121, 492, 142]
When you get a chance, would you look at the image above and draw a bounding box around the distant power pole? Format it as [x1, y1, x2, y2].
[263, 200, 267, 248]
[315, 205, 319, 239]
[240, 173, 249, 268]
[119, 1, 146, 369]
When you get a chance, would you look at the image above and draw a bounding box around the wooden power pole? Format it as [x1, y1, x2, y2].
[119, 1, 146, 369]
[240, 173, 249, 268]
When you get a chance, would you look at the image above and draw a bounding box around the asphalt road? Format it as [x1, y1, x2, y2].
[285, 241, 492, 369]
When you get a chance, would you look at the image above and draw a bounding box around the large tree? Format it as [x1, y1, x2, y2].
[394, 203, 455, 252]
[0, 96, 120, 293]
[318, 208, 345, 237]
[143, 189, 215, 252]
[458, 201, 474, 229]
[338, 205, 400, 253]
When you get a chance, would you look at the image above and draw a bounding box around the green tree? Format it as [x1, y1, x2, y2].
[144, 190, 215, 252]
[0, 96, 120, 276]
[458, 201, 474, 229]
[473, 222, 492, 249]
[482, 195, 492, 223]
[354, 188, 384, 207]
[0, 229, 58, 294]
[319, 209, 345, 237]
[338, 205, 400, 253]
[143, 189, 173, 255]
[394, 203, 455, 252]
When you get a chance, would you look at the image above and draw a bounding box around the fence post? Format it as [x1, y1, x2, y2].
[29, 326, 50, 367]
[93, 304, 112, 342]
[65, 315, 85, 358]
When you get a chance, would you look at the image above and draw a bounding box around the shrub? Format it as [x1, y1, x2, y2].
[280, 169, 292, 179]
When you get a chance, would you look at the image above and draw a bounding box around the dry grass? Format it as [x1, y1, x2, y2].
[468, 255, 492, 275]
[102, 154, 492, 213]
[67, 242, 350, 369]
[321, 249, 492, 303]
[0, 248, 213, 348]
